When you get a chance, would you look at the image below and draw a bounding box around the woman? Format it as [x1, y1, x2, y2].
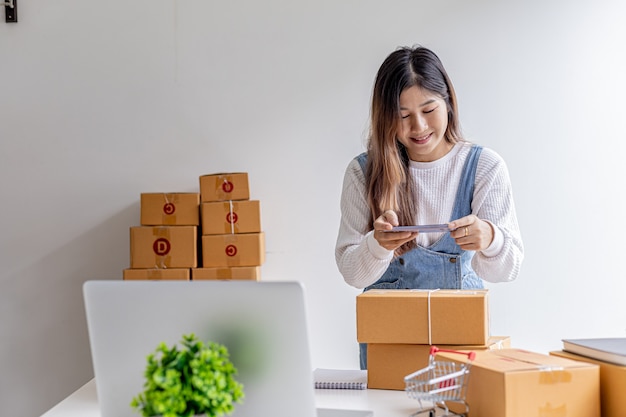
[335, 46, 524, 369]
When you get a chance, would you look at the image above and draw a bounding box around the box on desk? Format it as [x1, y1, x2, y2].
[130, 226, 198, 268]
[201, 232, 265, 267]
[192, 266, 261, 281]
[199, 172, 249, 202]
[550, 350, 626, 417]
[440, 349, 600, 417]
[123, 268, 190, 280]
[201, 200, 261, 235]
[367, 336, 511, 390]
[140, 193, 200, 226]
[357, 289, 489, 345]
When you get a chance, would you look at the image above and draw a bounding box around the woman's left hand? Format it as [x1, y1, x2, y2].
[449, 215, 494, 251]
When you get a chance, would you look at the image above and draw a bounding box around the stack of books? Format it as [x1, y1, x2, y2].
[562, 338, 626, 366]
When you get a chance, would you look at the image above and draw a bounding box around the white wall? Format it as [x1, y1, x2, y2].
[1, 1, 625, 416]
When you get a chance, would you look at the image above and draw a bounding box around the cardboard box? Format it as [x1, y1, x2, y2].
[357, 289, 489, 345]
[439, 349, 600, 417]
[192, 266, 261, 281]
[201, 200, 261, 235]
[199, 172, 249, 202]
[201, 232, 265, 267]
[140, 193, 200, 226]
[130, 226, 197, 268]
[550, 350, 626, 417]
[367, 336, 511, 390]
[123, 268, 190, 280]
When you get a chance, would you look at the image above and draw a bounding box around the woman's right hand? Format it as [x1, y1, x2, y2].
[372, 210, 418, 251]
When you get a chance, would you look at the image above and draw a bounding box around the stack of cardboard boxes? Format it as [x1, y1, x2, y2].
[193, 172, 265, 281]
[357, 289, 601, 417]
[357, 289, 508, 390]
[124, 193, 200, 280]
[123, 172, 265, 281]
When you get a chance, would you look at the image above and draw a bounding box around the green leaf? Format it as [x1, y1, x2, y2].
[131, 334, 244, 417]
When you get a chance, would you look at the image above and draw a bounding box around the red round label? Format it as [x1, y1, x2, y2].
[153, 238, 171, 256]
[225, 244, 237, 257]
[226, 212, 238, 224]
[163, 203, 176, 215]
[222, 180, 234, 193]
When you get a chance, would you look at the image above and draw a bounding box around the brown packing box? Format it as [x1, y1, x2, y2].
[140, 193, 200, 226]
[367, 336, 511, 390]
[201, 200, 261, 235]
[192, 266, 261, 281]
[550, 350, 626, 417]
[357, 289, 489, 345]
[199, 172, 249, 202]
[130, 226, 197, 268]
[201, 232, 265, 267]
[438, 349, 600, 417]
[123, 268, 190, 280]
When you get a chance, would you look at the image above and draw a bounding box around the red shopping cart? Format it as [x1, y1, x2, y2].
[404, 346, 476, 417]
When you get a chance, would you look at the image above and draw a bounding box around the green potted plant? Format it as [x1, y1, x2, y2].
[131, 333, 244, 417]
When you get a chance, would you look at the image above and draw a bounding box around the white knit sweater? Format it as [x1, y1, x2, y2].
[335, 141, 524, 289]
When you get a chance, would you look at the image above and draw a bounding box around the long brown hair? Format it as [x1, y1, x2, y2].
[366, 46, 463, 254]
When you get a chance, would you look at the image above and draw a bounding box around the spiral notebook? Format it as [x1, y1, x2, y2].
[314, 369, 368, 390]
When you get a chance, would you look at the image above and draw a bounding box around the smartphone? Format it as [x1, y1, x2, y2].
[384, 224, 450, 233]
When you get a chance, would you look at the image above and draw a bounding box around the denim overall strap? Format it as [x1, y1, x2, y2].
[356, 145, 483, 369]
[356, 152, 367, 172]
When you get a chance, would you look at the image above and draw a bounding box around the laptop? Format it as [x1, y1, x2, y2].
[83, 280, 372, 417]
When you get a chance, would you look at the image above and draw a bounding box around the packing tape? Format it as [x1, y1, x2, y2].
[229, 200, 235, 234]
[214, 175, 232, 200]
[162, 194, 177, 224]
[538, 368, 571, 384]
[147, 269, 163, 279]
[538, 403, 567, 417]
[426, 289, 440, 345]
[153, 227, 171, 238]
[409, 288, 440, 345]
[215, 268, 233, 279]
[152, 227, 171, 268]
[154, 256, 171, 269]
[492, 351, 571, 383]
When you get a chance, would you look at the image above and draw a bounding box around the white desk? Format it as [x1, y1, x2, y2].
[40, 379, 434, 417]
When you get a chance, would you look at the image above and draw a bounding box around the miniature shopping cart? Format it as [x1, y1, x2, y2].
[404, 346, 476, 417]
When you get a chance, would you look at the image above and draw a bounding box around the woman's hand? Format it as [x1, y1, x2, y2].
[449, 215, 494, 251]
[372, 210, 418, 251]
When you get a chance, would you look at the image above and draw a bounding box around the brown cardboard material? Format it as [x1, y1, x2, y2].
[201, 200, 261, 235]
[199, 172, 249, 202]
[367, 336, 511, 390]
[123, 268, 190, 280]
[550, 350, 626, 417]
[201, 232, 265, 267]
[439, 349, 600, 417]
[357, 289, 489, 345]
[140, 193, 200, 226]
[130, 226, 197, 268]
[192, 266, 261, 281]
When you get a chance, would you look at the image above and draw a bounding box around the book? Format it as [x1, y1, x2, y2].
[562, 337, 626, 366]
[313, 368, 367, 390]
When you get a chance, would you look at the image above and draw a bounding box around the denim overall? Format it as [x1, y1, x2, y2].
[357, 145, 484, 369]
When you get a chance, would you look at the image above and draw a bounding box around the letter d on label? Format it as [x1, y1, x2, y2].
[153, 238, 171, 256]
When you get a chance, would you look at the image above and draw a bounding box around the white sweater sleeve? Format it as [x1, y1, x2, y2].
[470, 148, 524, 283]
[334, 158, 394, 289]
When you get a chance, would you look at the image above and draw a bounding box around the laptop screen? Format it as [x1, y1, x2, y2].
[83, 280, 318, 417]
